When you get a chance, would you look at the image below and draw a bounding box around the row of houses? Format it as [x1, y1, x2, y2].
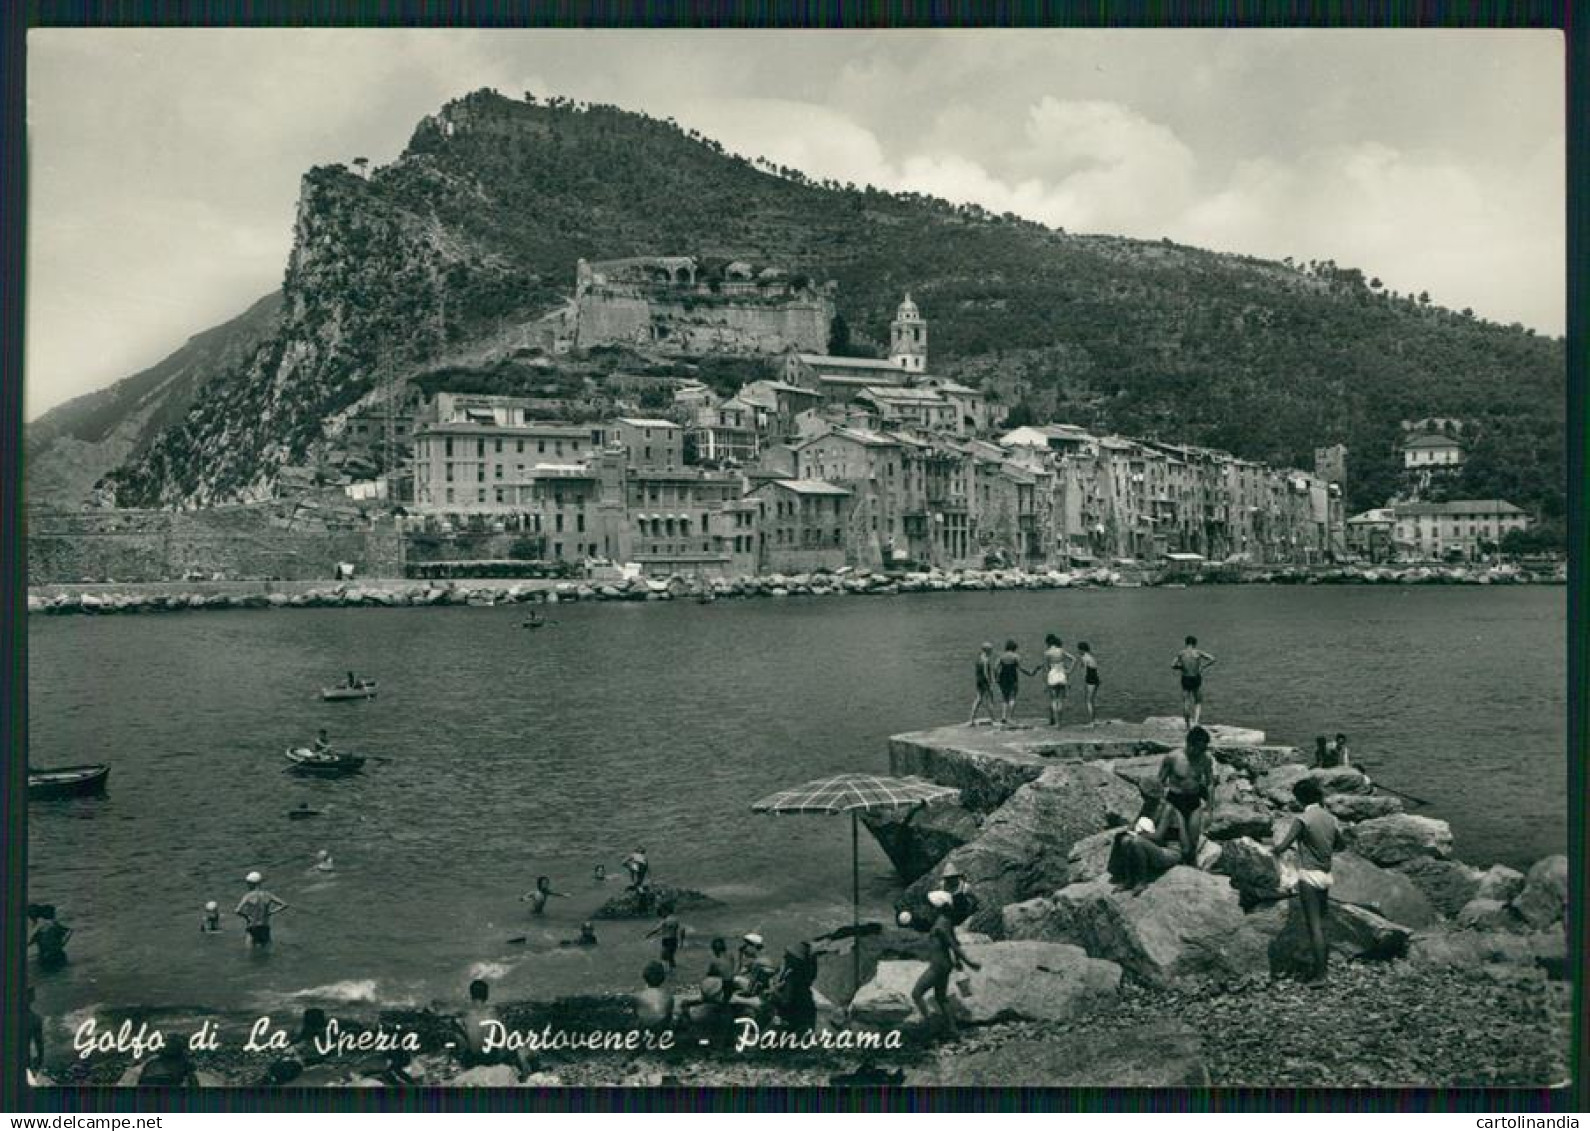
[404, 389, 1352, 575]
[1346, 500, 1529, 561]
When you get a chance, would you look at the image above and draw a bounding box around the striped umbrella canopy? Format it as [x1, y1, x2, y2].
[752, 774, 960, 1002]
[751, 773, 960, 814]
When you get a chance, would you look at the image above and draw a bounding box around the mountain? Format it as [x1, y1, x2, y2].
[26, 291, 283, 508]
[38, 88, 1564, 523]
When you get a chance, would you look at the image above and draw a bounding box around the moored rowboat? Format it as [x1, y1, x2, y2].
[29, 764, 111, 800]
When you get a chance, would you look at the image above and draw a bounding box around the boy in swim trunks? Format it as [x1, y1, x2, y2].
[1172, 636, 1217, 728]
[645, 903, 682, 970]
[968, 643, 998, 726]
[1156, 725, 1216, 864]
[1270, 778, 1344, 983]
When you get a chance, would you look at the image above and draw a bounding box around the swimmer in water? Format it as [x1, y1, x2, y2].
[313, 850, 335, 873]
[201, 901, 222, 932]
[594, 863, 607, 883]
[520, 875, 566, 915]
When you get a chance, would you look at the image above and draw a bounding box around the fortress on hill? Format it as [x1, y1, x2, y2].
[568, 255, 834, 356]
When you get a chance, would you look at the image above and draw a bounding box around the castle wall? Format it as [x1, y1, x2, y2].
[573, 292, 832, 356]
[28, 509, 404, 583]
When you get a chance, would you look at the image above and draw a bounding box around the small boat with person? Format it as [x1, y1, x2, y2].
[284, 748, 366, 776]
[321, 680, 378, 701]
[29, 764, 111, 800]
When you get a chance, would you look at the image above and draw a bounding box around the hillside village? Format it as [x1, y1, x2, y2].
[205, 254, 1530, 582]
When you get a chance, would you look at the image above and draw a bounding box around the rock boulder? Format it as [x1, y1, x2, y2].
[1510, 855, 1567, 929]
[906, 762, 1140, 935]
[1347, 814, 1454, 866]
[1393, 858, 1483, 918]
[1003, 868, 1271, 986]
[1331, 851, 1437, 928]
[848, 940, 1121, 1026]
[1264, 900, 1412, 977]
[1474, 863, 1527, 905]
[1455, 898, 1526, 932]
[861, 803, 982, 883]
[590, 885, 724, 920]
[1211, 837, 1284, 904]
[1324, 793, 1404, 822]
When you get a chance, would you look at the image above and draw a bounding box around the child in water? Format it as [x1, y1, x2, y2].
[201, 901, 222, 932]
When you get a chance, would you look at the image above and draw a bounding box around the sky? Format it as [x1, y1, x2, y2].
[25, 28, 1564, 420]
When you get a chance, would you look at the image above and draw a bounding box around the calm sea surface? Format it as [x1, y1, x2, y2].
[27, 586, 1565, 1025]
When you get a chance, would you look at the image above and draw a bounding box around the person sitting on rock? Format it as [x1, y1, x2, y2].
[450, 979, 532, 1077]
[1271, 777, 1344, 984]
[632, 961, 675, 1033]
[769, 941, 821, 1032]
[1331, 733, 1352, 768]
[732, 933, 773, 997]
[1110, 780, 1193, 889]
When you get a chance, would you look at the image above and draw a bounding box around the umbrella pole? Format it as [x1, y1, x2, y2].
[852, 810, 861, 1000]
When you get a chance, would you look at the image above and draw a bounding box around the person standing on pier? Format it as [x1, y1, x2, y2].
[1040, 634, 1077, 727]
[1157, 726, 1217, 865]
[235, 871, 288, 947]
[1172, 636, 1217, 728]
[1270, 778, 1345, 984]
[968, 643, 998, 726]
[1077, 642, 1101, 725]
[994, 640, 1037, 727]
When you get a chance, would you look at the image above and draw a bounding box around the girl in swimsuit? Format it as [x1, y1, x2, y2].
[968, 643, 998, 726]
[1040, 634, 1076, 727]
[994, 641, 1036, 727]
[1077, 642, 1100, 724]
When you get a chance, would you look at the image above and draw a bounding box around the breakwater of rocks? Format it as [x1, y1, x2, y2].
[25, 560, 1558, 618]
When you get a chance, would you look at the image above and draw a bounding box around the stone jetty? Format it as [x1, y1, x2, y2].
[26, 557, 1556, 618]
[853, 716, 1568, 1024]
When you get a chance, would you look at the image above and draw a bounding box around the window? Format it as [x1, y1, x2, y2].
[555, 514, 564, 533]
[445, 463, 455, 482]
[495, 465, 503, 479]
[477, 488, 486, 503]
[577, 513, 585, 533]
[445, 438, 453, 458]
[445, 488, 455, 503]
[477, 440, 485, 458]
[495, 439, 502, 454]
[477, 466, 485, 483]
[539, 440, 546, 454]
[517, 440, 524, 454]
[645, 446, 652, 462]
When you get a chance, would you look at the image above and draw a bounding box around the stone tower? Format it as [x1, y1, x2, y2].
[890, 293, 927, 375]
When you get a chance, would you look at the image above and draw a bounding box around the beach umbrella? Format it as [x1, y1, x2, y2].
[751, 773, 961, 998]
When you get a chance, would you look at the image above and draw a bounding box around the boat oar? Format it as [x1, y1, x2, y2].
[1355, 764, 1432, 808]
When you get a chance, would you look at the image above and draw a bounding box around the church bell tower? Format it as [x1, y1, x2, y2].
[889, 293, 927, 376]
